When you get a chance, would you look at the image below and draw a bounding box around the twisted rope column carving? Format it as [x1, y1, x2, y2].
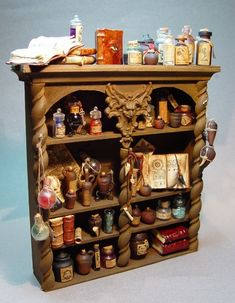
[189, 81, 208, 250]
[31, 83, 55, 290]
[117, 148, 132, 267]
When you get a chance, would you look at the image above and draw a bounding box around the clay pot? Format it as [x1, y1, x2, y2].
[139, 183, 152, 196]
[131, 205, 142, 227]
[169, 112, 181, 128]
[130, 233, 149, 259]
[75, 249, 94, 275]
[143, 50, 158, 65]
[141, 207, 156, 224]
[154, 116, 165, 129]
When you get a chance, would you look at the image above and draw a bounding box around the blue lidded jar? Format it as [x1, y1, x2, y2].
[172, 194, 186, 219]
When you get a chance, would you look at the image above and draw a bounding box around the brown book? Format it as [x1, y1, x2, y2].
[96, 28, 123, 64]
[69, 48, 97, 56]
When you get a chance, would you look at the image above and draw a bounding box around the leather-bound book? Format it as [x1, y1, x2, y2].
[151, 225, 188, 244]
[96, 28, 123, 64]
[152, 238, 189, 255]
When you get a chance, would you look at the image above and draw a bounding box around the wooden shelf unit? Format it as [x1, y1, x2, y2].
[12, 64, 220, 291]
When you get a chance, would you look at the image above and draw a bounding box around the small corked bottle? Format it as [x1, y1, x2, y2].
[93, 243, 101, 271]
[196, 28, 213, 66]
[175, 35, 189, 65]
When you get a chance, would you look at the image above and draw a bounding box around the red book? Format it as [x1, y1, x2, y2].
[151, 225, 188, 244]
[96, 28, 123, 64]
[152, 238, 189, 255]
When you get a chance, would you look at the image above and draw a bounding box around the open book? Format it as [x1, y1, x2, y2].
[7, 36, 83, 65]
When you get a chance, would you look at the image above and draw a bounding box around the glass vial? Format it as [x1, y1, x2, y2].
[156, 200, 171, 220]
[163, 34, 175, 65]
[70, 15, 83, 44]
[172, 194, 186, 219]
[93, 243, 101, 271]
[53, 108, 66, 138]
[155, 27, 170, 64]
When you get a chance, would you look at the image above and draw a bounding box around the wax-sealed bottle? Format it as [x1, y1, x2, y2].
[182, 25, 195, 64]
[196, 29, 213, 66]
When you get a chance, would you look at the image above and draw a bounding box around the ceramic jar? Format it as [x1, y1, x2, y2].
[101, 245, 116, 269]
[53, 251, 74, 282]
[75, 249, 94, 275]
[141, 207, 156, 224]
[88, 213, 102, 237]
[130, 233, 149, 259]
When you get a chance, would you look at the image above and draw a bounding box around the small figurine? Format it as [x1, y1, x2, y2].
[95, 170, 114, 201]
[67, 99, 86, 136]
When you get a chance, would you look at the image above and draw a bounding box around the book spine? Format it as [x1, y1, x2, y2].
[153, 226, 188, 244]
[152, 238, 189, 255]
[96, 30, 106, 65]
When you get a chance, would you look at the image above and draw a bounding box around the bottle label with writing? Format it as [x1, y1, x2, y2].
[186, 42, 195, 64]
[197, 42, 211, 65]
[175, 45, 189, 65]
[128, 51, 142, 65]
[163, 45, 175, 65]
[105, 258, 116, 268]
[60, 266, 73, 282]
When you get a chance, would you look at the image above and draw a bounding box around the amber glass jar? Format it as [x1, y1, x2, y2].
[101, 245, 116, 269]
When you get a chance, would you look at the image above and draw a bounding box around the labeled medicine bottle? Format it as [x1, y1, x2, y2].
[175, 35, 189, 65]
[155, 27, 170, 64]
[70, 15, 83, 44]
[196, 29, 213, 66]
[53, 108, 65, 138]
[182, 25, 195, 64]
[127, 40, 142, 65]
[90, 106, 102, 135]
[163, 34, 175, 65]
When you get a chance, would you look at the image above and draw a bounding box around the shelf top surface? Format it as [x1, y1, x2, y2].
[12, 64, 221, 82]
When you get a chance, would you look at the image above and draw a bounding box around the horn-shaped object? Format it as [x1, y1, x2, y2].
[205, 119, 218, 146]
[199, 145, 216, 168]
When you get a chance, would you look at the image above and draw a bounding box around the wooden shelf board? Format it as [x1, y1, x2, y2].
[46, 131, 121, 145]
[46, 126, 194, 146]
[131, 188, 191, 204]
[50, 248, 196, 291]
[49, 197, 119, 218]
[132, 215, 189, 234]
[49, 189, 190, 218]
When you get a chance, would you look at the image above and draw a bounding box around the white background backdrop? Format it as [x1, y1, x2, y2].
[0, 1, 235, 302]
